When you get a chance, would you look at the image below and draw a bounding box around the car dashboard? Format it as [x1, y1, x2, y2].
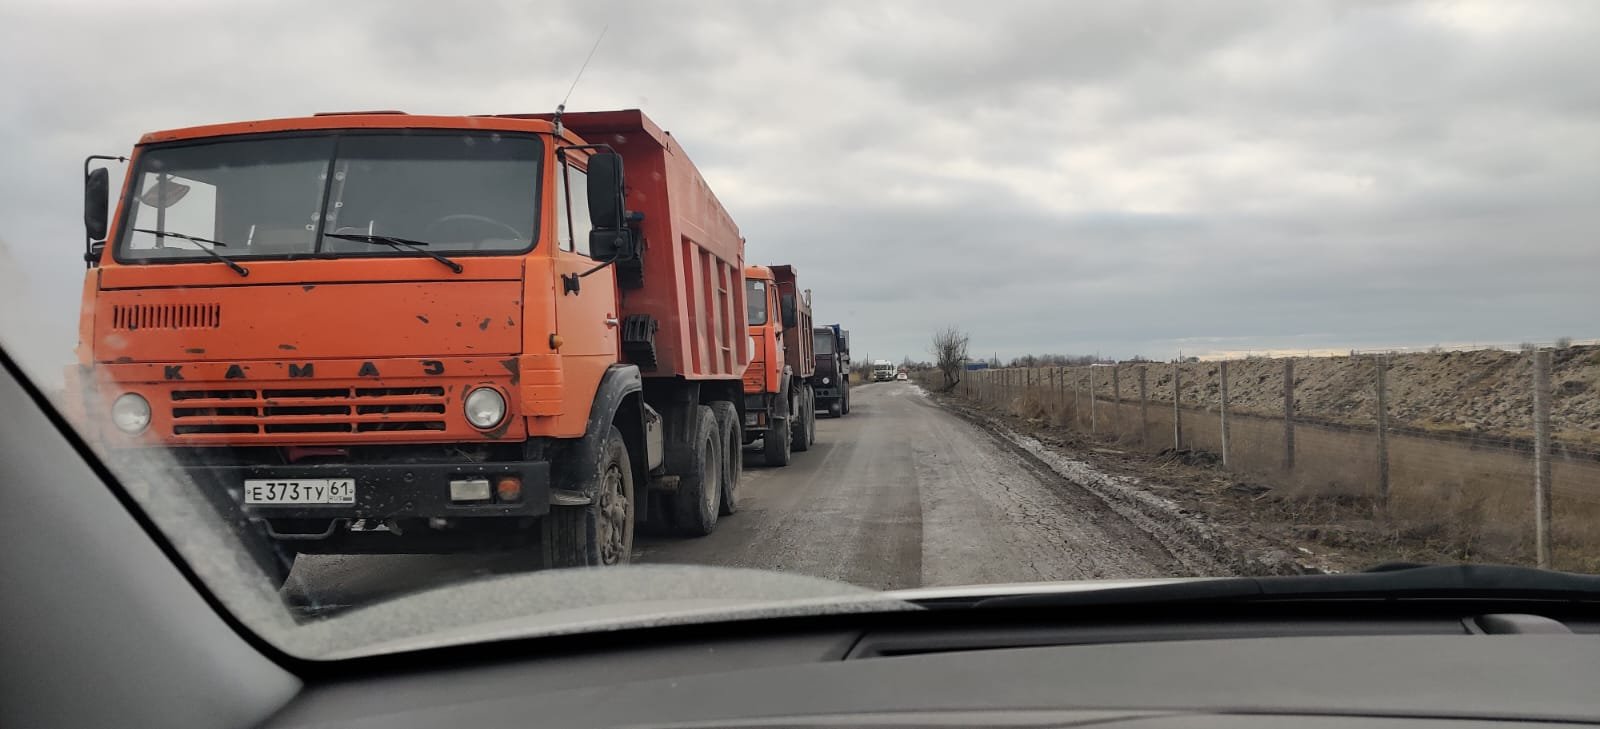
[265, 606, 1600, 729]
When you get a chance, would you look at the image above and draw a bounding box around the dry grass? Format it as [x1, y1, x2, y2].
[958, 374, 1600, 573]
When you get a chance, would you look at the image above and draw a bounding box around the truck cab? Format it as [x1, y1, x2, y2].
[741, 264, 815, 466]
[74, 110, 749, 580]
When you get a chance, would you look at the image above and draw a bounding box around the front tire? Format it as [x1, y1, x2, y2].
[711, 400, 741, 515]
[807, 387, 817, 446]
[542, 425, 635, 567]
[792, 388, 812, 453]
[764, 413, 792, 466]
[669, 405, 722, 536]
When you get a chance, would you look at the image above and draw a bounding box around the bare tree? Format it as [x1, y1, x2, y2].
[931, 326, 970, 392]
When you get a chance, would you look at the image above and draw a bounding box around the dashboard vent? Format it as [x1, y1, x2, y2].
[111, 303, 221, 330]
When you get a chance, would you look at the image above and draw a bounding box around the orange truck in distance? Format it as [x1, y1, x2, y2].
[74, 109, 749, 581]
[742, 264, 816, 466]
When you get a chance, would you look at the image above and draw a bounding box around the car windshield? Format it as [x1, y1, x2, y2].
[3, 1, 1600, 663]
[117, 132, 540, 261]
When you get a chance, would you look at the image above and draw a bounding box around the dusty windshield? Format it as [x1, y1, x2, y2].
[746, 279, 768, 326]
[3, 1, 1600, 662]
[117, 132, 540, 261]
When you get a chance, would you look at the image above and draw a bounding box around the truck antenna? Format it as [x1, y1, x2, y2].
[553, 25, 608, 137]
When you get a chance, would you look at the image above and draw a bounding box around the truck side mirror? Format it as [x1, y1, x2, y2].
[85, 167, 109, 242]
[585, 151, 640, 264]
[779, 293, 797, 329]
[586, 151, 625, 230]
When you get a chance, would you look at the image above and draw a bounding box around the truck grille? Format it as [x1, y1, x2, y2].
[168, 386, 447, 436]
[112, 303, 222, 330]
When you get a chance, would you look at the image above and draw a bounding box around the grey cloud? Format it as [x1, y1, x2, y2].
[2, 0, 1598, 382]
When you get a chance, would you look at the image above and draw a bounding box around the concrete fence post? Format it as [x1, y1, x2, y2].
[1283, 358, 1296, 472]
[1219, 360, 1230, 469]
[1533, 348, 1554, 569]
[1089, 366, 1098, 435]
[1072, 369, 1082, 429]
[1172, 361, 1183, 449]
[1049, 367, 1058, 418]
[1375, 355, 1390, 507]
[1057, 366, 1065, 418]
[1112, 366, 1122, 438]
[1138, 366, 1149, 447]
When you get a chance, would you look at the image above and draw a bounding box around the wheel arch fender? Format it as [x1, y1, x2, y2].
[558, 365, 646, 516]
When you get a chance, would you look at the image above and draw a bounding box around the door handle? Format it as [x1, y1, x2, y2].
[604, 317, 619, 328]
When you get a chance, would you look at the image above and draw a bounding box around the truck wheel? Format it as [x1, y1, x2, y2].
[543, 425, 635, 567]
[710, 401, 741, 515]
[670, 405, 722, 536]
[841, 389, 850, 415]
[792, 388, 812, 453]
[807, 387, 818, 446]
[764, 414, 792, 466]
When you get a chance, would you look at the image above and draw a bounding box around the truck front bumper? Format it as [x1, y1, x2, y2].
[183, 460, 553, 523]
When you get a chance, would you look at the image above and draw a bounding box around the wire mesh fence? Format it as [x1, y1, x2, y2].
[938, 346, 1600, 571]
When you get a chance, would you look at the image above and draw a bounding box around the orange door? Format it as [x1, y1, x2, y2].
[549, 158, 619, 436]
[553, 251, 618, 357]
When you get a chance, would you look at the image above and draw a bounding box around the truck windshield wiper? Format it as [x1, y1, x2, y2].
[324, 233, 463, 274]
[131, 228, 249, 277]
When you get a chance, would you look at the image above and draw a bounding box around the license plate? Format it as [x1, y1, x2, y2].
[243, 478, 356, 505]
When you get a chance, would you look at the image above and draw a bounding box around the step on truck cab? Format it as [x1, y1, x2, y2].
[73, 109, 749, 581]
[812, 324, 850, 417]
[741, 265, 815, 466]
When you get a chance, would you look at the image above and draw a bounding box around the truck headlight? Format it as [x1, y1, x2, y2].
[821, 376, 830, 385]
[464, 387, 506, 429]
[111, 393, 151, 434]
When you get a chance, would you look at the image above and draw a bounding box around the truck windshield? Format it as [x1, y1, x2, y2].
[746, 279, 768, 325]
[814, 331, 834, 355]
[116, 131, 541, 262]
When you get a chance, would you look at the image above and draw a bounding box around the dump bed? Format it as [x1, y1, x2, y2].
[771, 265, 815, 379]
[529, 110, 748, 380]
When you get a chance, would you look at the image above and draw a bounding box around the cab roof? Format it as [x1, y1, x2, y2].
[136, 109, 666, 147]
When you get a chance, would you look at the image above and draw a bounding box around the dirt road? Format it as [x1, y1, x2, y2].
[287, 381, 1199, 610]
[638, 381, 1194, 589]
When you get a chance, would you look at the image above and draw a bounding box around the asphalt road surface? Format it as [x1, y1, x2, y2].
[287, 381, 1189, 610]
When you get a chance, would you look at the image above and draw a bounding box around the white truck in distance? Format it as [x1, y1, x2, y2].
[873, 360, 896, 382]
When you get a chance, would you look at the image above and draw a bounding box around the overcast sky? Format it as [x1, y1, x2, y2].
[3, 0, 1598, 383]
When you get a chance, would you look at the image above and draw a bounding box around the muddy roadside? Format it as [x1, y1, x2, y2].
[924, 387, 1505, 575]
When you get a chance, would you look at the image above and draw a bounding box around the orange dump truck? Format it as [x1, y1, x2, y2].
[73, 109, 748, 579]
[741, 264, 816, 466]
